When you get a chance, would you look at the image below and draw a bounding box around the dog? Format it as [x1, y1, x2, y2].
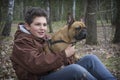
[44, 19, 87, 60]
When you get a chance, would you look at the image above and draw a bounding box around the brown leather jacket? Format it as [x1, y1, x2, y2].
[10, 29, 74, 80]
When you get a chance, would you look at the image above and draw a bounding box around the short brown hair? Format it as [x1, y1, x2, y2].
[24, 7, 48, 25]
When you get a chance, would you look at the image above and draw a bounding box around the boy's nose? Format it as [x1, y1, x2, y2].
[39, 25, 44, 29]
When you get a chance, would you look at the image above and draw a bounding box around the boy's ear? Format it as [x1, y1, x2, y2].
[24, 23, 30, 30]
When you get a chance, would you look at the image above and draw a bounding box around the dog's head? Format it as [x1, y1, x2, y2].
[67, 20, 87, 41]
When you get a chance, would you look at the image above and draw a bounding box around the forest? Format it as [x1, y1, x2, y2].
[0, 0, 120, 79]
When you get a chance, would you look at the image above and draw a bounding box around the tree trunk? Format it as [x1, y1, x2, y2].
[19, 0, 24, 20]
[0, 0, 9, 35]
[111, 0, 116, 25]
[46, 0, 53, 33]
[113, 0, 120, 43]
[85, 0, 97, 45]
[0, 0, 9, 66]
[72, 0, 76, 19]
[2, 0, 14, 36]
[60, 0, 64, 20]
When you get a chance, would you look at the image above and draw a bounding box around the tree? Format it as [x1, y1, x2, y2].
[60, 0, 64, 20]
[85, 0, 97, 45]
[0, 0, 9, 36]
[113, 0, 120, 43]
[46, 0, 53, 33]
[2, 0, 14, 36]
[72, 0, 76, 19]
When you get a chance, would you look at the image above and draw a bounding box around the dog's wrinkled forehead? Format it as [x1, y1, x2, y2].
[72, 21, 86, 28]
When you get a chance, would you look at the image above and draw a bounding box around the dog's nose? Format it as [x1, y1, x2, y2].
[82, 29, 87, 35]
[74, 28, 87, 40]
[82, 29, 87, 37]
[83, 32, 87, 38]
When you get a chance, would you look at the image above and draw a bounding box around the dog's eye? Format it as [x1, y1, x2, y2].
[75, 27, 81, 30]
[83, 27, 87, 29]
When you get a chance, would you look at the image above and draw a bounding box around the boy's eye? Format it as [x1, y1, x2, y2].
[43, 23, 47, 26]
[35, 23, 47, 26]
[35, 23, 41, 26]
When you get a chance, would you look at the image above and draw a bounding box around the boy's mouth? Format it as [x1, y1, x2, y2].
[38, 32, 45, 35]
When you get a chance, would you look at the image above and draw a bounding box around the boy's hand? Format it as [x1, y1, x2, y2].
[65, 44, 76, 57]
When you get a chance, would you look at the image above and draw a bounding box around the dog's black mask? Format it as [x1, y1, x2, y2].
[74, 27, 87, 41]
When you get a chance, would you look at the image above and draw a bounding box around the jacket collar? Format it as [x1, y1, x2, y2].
[18, 24, 50, 43]
[19, 25, 30, 34]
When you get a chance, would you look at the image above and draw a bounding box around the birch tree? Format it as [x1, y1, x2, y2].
[2, 0, 14, 36]
[72, 0, 76, 19]
[0, 0, 9, 36]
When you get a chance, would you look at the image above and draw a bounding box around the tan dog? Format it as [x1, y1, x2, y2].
[44, 19, 87, 59]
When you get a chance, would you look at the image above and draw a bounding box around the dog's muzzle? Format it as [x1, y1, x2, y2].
[74, 28, 87, 40]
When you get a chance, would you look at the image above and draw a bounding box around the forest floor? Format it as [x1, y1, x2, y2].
[0, 21, 120, 80]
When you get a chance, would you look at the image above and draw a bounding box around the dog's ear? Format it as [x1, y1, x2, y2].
[68, 18, 75, 27]
[66, 12, 75, 27]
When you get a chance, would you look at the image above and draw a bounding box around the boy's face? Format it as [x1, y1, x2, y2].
[26, 16, 47, 38]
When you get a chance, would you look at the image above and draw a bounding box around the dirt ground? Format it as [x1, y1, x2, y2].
[0, 23, 120, 80]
